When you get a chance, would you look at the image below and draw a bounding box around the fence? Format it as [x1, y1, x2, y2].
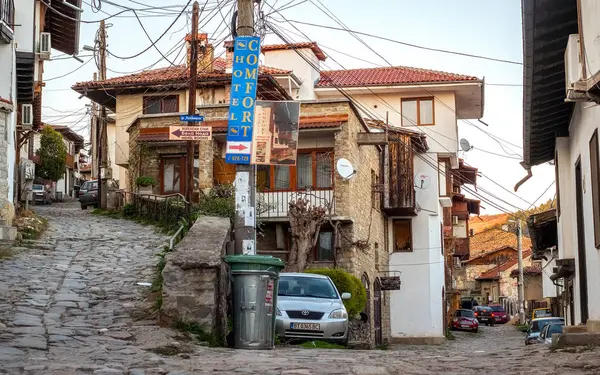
[257, 189, 335, 218]
[116, 191, 190, 225]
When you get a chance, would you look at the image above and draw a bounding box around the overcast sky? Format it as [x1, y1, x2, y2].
[41, 0, 555, 215]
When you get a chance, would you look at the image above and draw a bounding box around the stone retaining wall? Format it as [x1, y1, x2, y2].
[161, 216, 231, 342]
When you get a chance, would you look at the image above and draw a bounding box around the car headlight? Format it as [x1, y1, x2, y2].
[328, 309, 348, 319]
[276, 307, 282, 316]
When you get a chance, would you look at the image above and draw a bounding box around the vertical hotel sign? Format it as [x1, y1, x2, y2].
[225, 36, 261, 164]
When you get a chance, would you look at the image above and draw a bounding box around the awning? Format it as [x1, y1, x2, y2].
[522, 0, 578, 167]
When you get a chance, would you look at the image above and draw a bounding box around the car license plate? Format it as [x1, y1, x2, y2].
[290, 323, 320, 330]
[461, 324, 470, 328]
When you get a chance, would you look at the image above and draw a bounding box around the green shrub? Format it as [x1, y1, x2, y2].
[136, 176, 156, 187]
[197, 186, 235, 221]
[304, 268, 366, 318]
[122, 203, 136, 217]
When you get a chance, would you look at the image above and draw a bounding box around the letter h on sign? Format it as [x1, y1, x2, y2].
[225, 36, 261, 165]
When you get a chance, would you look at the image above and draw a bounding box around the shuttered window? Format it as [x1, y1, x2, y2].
[590, 129, 600, 249]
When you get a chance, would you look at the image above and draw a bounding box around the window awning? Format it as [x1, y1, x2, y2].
[522, 0, 578, 167]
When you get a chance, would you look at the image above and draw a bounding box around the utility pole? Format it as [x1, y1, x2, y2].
[91, 73, 98, 179]
[97, 20, 108, 209]
[517, 220, 526, 324]
[186, 2, 200, 214]
[234, 0, 257, 255]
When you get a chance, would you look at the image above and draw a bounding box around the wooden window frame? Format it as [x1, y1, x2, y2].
[313, 230, 335, 262]
[392, 218, 413, 253]
[258, 149, 334, 192]
[143, 95, 180, 115]
[589, 128, 600, 249]
[401, 97, 435, 126]
[159, 155, 186, 195]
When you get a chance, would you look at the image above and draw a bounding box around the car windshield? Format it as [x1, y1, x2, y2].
[532, 318, 563, 333]
[278, 275, 338, 299]
[490, 305, 505, 312]
[456, 310, 475, 318]
[546, 324, 564, 338]
[83, 181, 98, 190]
[534, 309, 552, 318]
[32, 185, 44, 191]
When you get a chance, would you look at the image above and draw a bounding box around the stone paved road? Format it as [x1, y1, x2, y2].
[0, 203, 599, 374]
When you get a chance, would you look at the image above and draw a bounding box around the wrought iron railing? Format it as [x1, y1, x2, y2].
[116, 191, 190, 226]
[0, 0, 14, 28]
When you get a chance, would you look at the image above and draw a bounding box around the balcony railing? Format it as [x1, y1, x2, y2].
[0, 0, 14, 44]
[258, 189, 334, 219]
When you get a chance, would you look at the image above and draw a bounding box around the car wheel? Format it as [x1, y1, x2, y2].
[81, 205, 87, 210]
[473, 328, 478, 333]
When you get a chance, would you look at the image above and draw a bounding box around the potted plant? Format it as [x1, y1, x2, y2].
[136, 176, 155, 195]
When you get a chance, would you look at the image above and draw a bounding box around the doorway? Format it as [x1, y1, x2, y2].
[575, 158, 589, 324]
[373, 278, 382, 346]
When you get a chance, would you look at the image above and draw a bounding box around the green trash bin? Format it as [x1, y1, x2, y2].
[225, 255, 285, 350]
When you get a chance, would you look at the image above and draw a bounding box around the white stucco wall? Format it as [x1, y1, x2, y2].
[542, 257, 558, 299]
[555, 102, 600, 324]
[580, 1, 600, 78]
[0, 42, 13, 102]
[262, 48, 320, 100]
[388, 155, 444, 339]
[14, 0, 35, 53]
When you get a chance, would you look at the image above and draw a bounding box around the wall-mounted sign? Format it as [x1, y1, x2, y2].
[180, 114, 204, 122]
[251, 101, 299, 166]
[380, 276, 401, 291]
[225, 36, 261, 165]
[168, 126, 212, 141]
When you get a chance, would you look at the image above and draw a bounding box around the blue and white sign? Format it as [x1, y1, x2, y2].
[180, 114, 204, 122]
[225, 36, 261, 164]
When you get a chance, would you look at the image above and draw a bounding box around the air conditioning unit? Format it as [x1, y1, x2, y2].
[39, 32, 51, 59]
[565, 34, 587, 102]
[21, 104, 33, 126]
[452, 216, 459, 225]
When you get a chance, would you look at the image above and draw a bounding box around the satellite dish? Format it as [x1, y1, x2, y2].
[336, 158, 356, 180]
[460, 138, 473, 152]
[414, 172, 431, 190]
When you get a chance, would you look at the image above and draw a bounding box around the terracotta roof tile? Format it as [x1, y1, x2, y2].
[469, 228, 532, 259]
[510, 264, 542, 278]
[316, 66, 479, 87]
[72, 58, 291, 90]
[477, 250, 532, 280]
[0, 97, 12, 105]
[261, 42, 327, 61]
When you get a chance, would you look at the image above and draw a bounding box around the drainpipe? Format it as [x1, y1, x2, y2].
[514, 162, 532, 192]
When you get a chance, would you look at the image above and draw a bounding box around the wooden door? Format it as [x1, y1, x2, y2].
[575, 158, 589, 323]
[373, 278, 382, 346]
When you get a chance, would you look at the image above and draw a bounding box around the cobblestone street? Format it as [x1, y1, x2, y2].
[0, 203, 598, 374]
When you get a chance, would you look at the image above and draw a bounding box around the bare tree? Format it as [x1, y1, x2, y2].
[287, 193, 330, 272]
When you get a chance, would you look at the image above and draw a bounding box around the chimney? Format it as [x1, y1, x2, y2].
[224, 40, 234, 73]
[186, 33, 214, 73]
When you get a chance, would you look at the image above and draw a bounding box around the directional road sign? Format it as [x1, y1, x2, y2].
[168, 126, 212, 141]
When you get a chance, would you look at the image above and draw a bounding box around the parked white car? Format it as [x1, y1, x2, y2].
[275, 273, 351, 345]
[538, 322, 565, 345]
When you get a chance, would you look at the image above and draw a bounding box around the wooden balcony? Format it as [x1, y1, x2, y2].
[0, 0, 14, 44]
[66, 153, 74, 169]
[382, 139, 417, 216]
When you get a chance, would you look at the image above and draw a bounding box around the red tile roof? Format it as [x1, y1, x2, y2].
[261, 42, 327, 61]
[0, 97, 12, 106]
[510, 264, 542, 278]
[477, 250, 532, 280]
[316, 66, 480, 87]
[72, 58, 291, 90]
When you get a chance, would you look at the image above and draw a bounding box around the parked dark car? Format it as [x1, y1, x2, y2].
[451, 309, 479, 333]
[78, 180, 100, 209]
[460, 297, 479, 310]
[525, 317, 565, 345]
[489, 304, 510, 324]
[31, 184, 52, 205]
[473, 306, 495, 326]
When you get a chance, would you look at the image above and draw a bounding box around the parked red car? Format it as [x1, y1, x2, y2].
[489, 304, 510, 324]
[451, 309, 479, 333]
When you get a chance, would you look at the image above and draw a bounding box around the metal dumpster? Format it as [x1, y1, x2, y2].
[224, 255, 285, 350]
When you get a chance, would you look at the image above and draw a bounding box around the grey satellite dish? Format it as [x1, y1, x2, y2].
[460, 138, 473, 152]
[336, 158, 356, 180]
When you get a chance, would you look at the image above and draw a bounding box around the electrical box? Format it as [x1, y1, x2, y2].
[100, 167, 113, 180]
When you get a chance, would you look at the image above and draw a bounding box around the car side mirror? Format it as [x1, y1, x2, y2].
[341, 292, 351, 300]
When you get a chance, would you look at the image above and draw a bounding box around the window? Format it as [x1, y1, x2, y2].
[315, 231, 334, 261]
[590, 129, 600, 248]
[143, 95, 179, 115]
[160, 156, 185, 194]
[392, 219, 412, 252]
[401, 98, 434, 126]
[257, 150, 333, 191]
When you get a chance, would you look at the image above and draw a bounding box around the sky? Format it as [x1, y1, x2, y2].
[41, 0, 556, 216]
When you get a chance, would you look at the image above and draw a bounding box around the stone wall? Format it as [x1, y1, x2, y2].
[0, 111, 14, 226]
[161, 216, 231, 342]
